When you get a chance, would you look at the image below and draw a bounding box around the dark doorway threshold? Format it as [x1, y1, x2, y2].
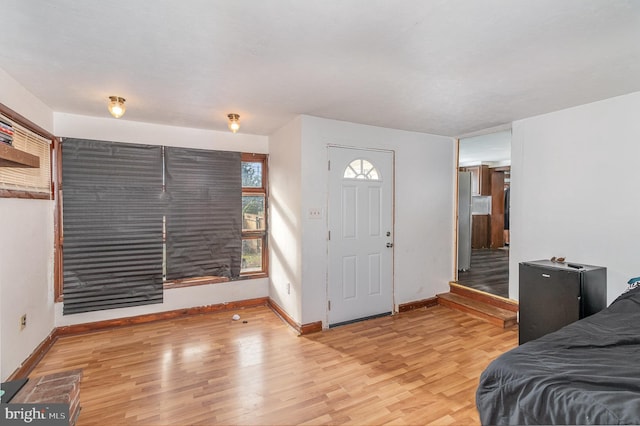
[329, 311, 392, 328]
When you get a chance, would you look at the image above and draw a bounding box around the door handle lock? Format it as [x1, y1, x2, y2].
[386, 243, 393, 248]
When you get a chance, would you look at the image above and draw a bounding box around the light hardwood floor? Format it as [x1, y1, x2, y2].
[30, 305, 517, 425]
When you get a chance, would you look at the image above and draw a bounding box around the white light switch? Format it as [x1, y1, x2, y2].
[308, 207, 323, 219]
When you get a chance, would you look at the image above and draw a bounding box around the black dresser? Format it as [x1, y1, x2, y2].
[519, 260, 606, 345]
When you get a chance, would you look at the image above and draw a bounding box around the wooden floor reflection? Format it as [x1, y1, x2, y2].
[31, 305, 517, 425]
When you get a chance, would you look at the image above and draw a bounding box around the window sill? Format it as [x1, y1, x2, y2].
[163, 273, 268, 290]
[237, 272, 268, 280]
[164, 276, 229, 289]
[0, 143, 40, 168]
[0, 189, 50, 199]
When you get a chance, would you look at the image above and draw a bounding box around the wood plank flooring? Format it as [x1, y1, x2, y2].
[457, 248, 509, 298]
[30, 305, 517, 425]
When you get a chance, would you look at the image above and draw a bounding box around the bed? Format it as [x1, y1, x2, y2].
[476, 285, 640, 425]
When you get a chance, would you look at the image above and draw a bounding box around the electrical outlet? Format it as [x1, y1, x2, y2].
[20, 314, 27, 330]
[287, 283, 291, 295]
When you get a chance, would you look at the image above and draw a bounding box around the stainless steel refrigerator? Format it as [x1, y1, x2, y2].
[457, 172, 472, 271]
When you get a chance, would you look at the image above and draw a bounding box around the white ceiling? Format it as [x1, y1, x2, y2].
[2, 0, 639, 137]
[459, 130, 511, 166]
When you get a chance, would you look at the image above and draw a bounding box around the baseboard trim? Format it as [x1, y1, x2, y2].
[7, 297, 269, 380]
[56, 297, 270, 336]
[299, 320, 323, 335]
[7, 328, 61, 381]
[267, 299, 322, 335]
[398, 297, 439, 312]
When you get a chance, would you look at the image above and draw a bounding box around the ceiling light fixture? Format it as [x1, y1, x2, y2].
[108, 96, 126, 118]
[227, 113, 240, 133]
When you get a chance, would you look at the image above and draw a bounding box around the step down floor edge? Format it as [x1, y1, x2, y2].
[437, 292, 517, 329]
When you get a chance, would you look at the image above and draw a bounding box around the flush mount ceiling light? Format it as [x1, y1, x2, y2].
[108, 96, 126, 118]
[227, 113, 240, 133]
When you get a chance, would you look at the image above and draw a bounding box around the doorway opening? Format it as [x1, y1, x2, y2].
[456, 130, 511, 298]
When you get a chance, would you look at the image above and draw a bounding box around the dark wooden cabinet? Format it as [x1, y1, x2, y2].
[490, 170, 505, 248]
[471, 215, 490, 248]
[461, 165, 491, 196]
[519, 260, 607, 345]
[459, 165, 509, 248]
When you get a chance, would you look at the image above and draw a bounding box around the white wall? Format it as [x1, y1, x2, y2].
[53, 112, 270, 326]
[0, 200, 55, 381]
[299, 116, 456, 326]
[510, 91, 640, 303]
[54, 112, 268, 153]
[0, 68, 53, 132]
[268, 117, 303, 323]
[0, 68, 55, 380]
[54, 279, 268, 326]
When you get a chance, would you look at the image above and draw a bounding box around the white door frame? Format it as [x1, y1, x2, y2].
[325, 144, 395, 327]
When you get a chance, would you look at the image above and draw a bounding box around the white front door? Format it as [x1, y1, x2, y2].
[328, 147, 394, 326]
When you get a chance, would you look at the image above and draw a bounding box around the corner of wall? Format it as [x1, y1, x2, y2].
[267, 117, 304, 324]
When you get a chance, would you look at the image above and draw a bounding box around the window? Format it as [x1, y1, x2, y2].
[343, 158, 380, 180]
[0, 111, 53, 199]
[241, 153, 268, 275]
[55, 142, 268, 305]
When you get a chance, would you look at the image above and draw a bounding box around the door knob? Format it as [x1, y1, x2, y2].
[386, 243, 393, 248]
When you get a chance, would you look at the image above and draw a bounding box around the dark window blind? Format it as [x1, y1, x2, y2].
[165, 147, 241, 280]
[62, 139, 164, 315]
